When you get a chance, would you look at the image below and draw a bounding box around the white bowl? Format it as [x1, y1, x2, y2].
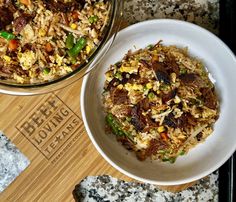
[80, 19, 236, 185]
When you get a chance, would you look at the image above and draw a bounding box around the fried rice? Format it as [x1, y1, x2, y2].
[0, 0, 110, 84]
[102, 41, 220, 163]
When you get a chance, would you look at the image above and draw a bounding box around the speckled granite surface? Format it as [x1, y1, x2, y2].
[0, 132, 30, 193]
[74, 174, 218, 202]
[124, 0, 219, 34]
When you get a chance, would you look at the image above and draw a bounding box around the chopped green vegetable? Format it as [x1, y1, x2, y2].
[158, 150, 166, 154]
[180, 68, 187, 74]
[126, 117, 131, 122]
[169, 157, 176, 163]
[162, 157, 176, 163]
[162, 158, 170, 162]
[160, 84, 169, 91]
[148, 92, 155, 99]
[143, 86, 148, 91]
[189, 98, 202, 106]
[106, 113, 133, 141]
[43, 68, 50, 75]
[0, 31, 15, 40]
[179, 151, 185, 156]
[114, 72, 122, 80]
[115, 61, 122, 67]
[68, 37, 87, 58]
[147, 44, 153, 49]
[66, 33, 74, 49]
[88, 15, 99, 24]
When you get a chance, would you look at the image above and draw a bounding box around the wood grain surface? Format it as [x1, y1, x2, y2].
[0, 78, 198, 201]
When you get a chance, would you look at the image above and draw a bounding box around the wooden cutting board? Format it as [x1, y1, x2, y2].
[0, 79, 198, 201]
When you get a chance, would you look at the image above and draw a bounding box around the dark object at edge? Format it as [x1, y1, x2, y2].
[219, 0, 235, 202]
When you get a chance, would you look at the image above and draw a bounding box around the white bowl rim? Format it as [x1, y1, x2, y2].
[80, 19, 236, 185]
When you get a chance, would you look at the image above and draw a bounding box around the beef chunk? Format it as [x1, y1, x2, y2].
[201, 87, 217, 109]
[162, 89, 177, 103]
[163, 113, 177, 128]
[14, 13, 34, 33]
[136, 139, 167, 161]
[120, 73, 140, 85]
[165, 59, 180, 75]
[111, 88, 129, 105]
[117, 137, 133, 151]
[131, 104, 146, 131]
[151, 61, 170, 84]
[164, 112, 197, 129]
[106, 78, 119, 90]
[177, 113, 197, 129]
[44, 0, 85, 12]
[139, 98, 150, 111]
[0, 7, 14, 29]
[139, 59, 150, 69]
[179, 73, 205, 88]
[0, 62, 28, 79]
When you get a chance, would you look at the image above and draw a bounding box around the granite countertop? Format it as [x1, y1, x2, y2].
[74, 174, 218, 201]
[124, 0, 219, 34]
[0, 132, 30, 193]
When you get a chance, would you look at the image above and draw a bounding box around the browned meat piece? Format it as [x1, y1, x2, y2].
[179, 73, 197, 85]
[139, 98, 150, 111]
[110, 88, 129, 105]
[151, 61, 170, 84]
[145, 139, 167, 157]
[136, 139, 167, 161]
[179, 73, 205, 88]
[136, 150, 146, 161]
[140, 59, 151, 69]
[0, 7, 14, 29]
[117, 137, 133, 151]
[201, 87, 218, 109]
[106, 78, 119, 90]
[145, 113, 157, 127]
[5, 0, 17, 13]
[13, 13, 34, 33]
[22, 43, 34, 52]
[165, 59, 180, 75]
[131, 104, 146, 131]
[196, 132, 203, 141]
[163, 113, 177, 128]
[162, 89, 177, 103]
[0, 62, 28, 79]
[44, 0, 85, 12]
[120, 73, 140, 84]
[177, 113, 197, 129]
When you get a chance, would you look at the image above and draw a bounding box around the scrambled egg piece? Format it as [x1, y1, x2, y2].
[18, 51, 37, 70]
[120, 65, 138, 74]
[125, 83, 143, 91]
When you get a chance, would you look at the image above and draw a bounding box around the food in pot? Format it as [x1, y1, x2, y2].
[102, 41, 220, 163]
[0, 0, 111, 83]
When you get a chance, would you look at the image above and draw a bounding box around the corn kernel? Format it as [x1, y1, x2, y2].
[156, 90, 161, 94]
[86, 45, 91, 54]
[3, 55, 11, 62]
[146, 83, 152, 89]
[70, 23, 77, 30]
[117, 84, 123, 90]
[171, 73, 176, 83]
[39, 29, 46, 37]
[174, 95, 181, 104]
[157, 126, 165, 133]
